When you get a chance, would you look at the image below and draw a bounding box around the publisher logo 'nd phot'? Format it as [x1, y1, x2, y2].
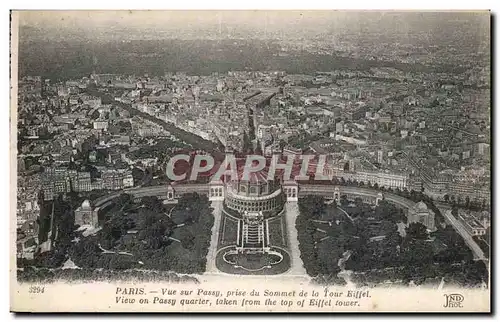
[443, 294, 464, 308]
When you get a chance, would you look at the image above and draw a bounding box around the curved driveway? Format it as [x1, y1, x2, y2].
[92, 183, 486, 263]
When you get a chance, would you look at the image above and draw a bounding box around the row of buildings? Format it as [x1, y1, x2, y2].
[406, 152, 490, 205]
[41, 167, 134, 200]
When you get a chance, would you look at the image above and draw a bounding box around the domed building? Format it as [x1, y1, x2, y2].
[224, 166, 285, 215]
[408, 201, 435, 231]
[74, 199, 98, 228]
[215, 157, 290, 275]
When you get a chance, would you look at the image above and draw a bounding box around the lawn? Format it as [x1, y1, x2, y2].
[218, 214, 239, 248]
[267, 215, 287, 248]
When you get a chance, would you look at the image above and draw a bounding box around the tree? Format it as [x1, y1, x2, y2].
[279, 139, 286, 150]
[242, 131, 252, 153]
[299, 195, 326, 219]
[115, 193, 132, 209]
[384, 230, 402, 248]
[355, 216, 371, 237]
[340, 195, 349, 207]
[316, 238, 344, 275]
[34, 250, 66, 268]
[69, 237, 102, 268]
[141, 196, 165, 214]
[401, 237, 434, 274]
[137, 210, 175, 250]
[108, 255, 134, 270]
[177, 229, 195, 250]
[380, 220, 398, 235]
[254, 140, 262, 155]
[102, 205, 136, 244]
[90, 109, 100, 120]
[405, 222, 429, 240]
[354, 197, 363, 208]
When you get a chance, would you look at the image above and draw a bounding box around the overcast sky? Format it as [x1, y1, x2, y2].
[19, 10, 345, 28]
[17, 10, 490, 39]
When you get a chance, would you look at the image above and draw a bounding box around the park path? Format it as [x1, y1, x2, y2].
[205, 200, 223, 273]
[283, 201, 307, 276]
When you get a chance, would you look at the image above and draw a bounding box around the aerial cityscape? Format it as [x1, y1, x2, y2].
[15, 11, 490, 289]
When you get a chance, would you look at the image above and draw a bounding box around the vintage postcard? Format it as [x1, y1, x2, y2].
[10, 10, 491, 312]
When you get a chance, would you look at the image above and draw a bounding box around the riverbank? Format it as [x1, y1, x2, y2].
[87, 87, 225, 158]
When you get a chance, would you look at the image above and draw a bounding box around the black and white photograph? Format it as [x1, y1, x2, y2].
[9, 10, 491, 312]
